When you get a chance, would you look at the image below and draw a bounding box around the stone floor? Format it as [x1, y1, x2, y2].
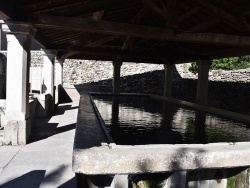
[0, 100, 79, 188]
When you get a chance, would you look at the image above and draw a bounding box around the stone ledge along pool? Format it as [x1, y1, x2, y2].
[73, 93, 250, 187]
[91, 94, 250, 145]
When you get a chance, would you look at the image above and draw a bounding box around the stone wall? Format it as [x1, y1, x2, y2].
[62, 60, 250, 114]
[1, 51, 250, 114]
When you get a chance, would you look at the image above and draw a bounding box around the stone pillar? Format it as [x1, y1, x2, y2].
[41, 49, 57, 115]
[196, 60, 212, 105]
[112, 62, 122, 94]
[163, 64, 174, 97]
[2, 23, 36, 145]
[55, 58, 64, 105]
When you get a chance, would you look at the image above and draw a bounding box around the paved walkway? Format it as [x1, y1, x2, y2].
[0, 93, 79, 187]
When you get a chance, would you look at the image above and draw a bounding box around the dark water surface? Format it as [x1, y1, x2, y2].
[92, 95, 250, 145]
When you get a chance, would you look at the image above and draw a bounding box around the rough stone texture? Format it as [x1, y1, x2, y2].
[73, 142, 250, 175]
[61, 59, 250, 113]
[1, 51, 250, 113]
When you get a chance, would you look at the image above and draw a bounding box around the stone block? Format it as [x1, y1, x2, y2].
[3, 118, 31, 145]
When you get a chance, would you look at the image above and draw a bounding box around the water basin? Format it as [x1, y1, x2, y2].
[92, 95, 250, 145]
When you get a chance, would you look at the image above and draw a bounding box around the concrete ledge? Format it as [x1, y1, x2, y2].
[73, 142, 250, 174]
[73, 93, 250, 175]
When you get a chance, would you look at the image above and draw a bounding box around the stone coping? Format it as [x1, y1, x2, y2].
[73, 142, 250, 175]
[73, 93, 250, 175]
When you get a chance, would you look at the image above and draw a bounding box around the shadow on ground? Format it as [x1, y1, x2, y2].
[0, 166, 76, 188]
[30, 104, 77, 143]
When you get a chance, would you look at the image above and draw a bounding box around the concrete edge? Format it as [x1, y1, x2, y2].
[89, 94, 115, 144]
[73, 93, 250, 175]
[73, 142, 250, 174]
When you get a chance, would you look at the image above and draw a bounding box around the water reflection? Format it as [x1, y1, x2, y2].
[194, 111, 206, 144]
[92, 95, 250, 145]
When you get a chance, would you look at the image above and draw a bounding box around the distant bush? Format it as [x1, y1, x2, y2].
[189, 56, 250, 74]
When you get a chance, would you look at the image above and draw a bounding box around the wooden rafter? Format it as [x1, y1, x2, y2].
[188, 2, 250, 32]
[166, 0, 177, 28]
[205, 47, 250, 59]
[193, 0, 250, 34]
[117, 6, 149, 61]
[178, 7, 200, 22]
[142, 0, 166, 20]
[92, 11, 105, 21]
[0, 1, 23, 20]
[58, 47, 207, 61]
[86, 36, 118, 47]
[36, 14, 250, 46]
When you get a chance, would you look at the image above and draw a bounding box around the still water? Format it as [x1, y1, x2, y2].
[92, 95, 250, 145]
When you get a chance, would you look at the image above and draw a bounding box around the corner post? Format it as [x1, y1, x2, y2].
[2, 22, 36, 145]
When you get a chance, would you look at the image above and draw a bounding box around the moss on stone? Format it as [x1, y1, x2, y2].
[227, 176, 235, 188]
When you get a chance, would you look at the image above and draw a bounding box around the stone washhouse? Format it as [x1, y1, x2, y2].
[1, 0, 250, 187]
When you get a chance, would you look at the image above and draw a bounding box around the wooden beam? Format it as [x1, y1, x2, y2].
[188, 18, 219, 32]
[36, 14, 250, 46]
[62, 0, 131, 17]
[86, 36, 118, 47]
[205, 47, 250, 59]
[142, 0, 166, 20]
[92, 11, 105, 21]
[61, 52, 204, 64]
[188, 2, 250, 32]
[166, 0, 177, 28]
[0, 1, 23, 20]
[193, 0, 250, 34]
[117, 6, 149, 61]
[29, 1, 84, 14]
[58, 46, 208, 60]
[178, 7, 200, 22]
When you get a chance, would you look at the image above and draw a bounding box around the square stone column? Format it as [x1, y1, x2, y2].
[40, 49, 57, 116]
[55, 58, 64, 105]
[2, 22, 36, 145]
[112, 62, 123, 94]
[196, 60, 212, 105]
[164, 64, 174, 97]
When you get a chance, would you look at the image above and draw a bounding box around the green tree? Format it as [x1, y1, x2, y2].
[189, 56, 250, 74]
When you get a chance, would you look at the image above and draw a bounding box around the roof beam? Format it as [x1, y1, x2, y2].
[92, 11, 105, 21]
[86, 36, 118, 47]
[166, 0, 177, 28]
[205, 47, 250, 59]
[57, 46, 208, 60]
[142, 0, 166, 19]
[193, 0, 250, 34]
[178, 7, 200, 22]
[36, 14, 250, 47]
[0, 1, 23, 20]
[117, 6, 149, 61]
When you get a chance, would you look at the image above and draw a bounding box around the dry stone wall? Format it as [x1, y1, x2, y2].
[1, 51, 250, 113]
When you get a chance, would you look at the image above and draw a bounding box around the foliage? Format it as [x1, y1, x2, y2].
[188, 56, 250, 74]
